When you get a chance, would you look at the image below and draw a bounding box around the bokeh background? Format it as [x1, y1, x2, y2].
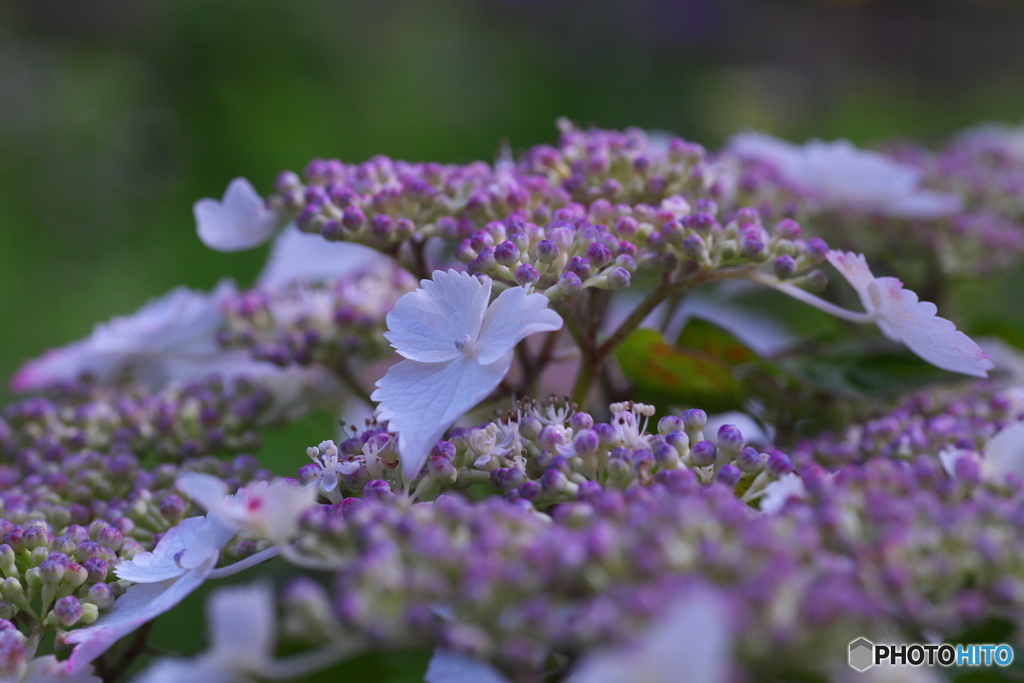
[3, 0, 1024, 678]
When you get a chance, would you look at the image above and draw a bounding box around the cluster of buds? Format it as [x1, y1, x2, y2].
[284, 480, 875, 680]
[421, 399, 791, 509]
[0, 518, 137, 629]
[791, 384, 1024, 468]
[0, 376, 274, 464]
[455, 200, 827, 302]
[218, 267, 413, 371]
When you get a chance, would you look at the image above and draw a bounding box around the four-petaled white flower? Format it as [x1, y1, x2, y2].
[372, 270, 563, 481]
[729, 132, 961, 218]
[65, 516, 234, 673]
[176, 473, 317, 545]
[12, 281, 238, 392]
[133, 582, 277, 683]
[194, 178, 281, 252]
[827, 251, 993, 377]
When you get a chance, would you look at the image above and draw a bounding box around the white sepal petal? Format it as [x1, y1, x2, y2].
[383, 270, 491, 363]
[194, 177, 280, 252]
[373, 354, 512, 481]
[475, 286, 564, 365]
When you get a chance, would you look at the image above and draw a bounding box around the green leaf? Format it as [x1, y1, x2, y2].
[676, 317, 758, 366]
[781, 345, 952, 397]
[615, 329, 745, 412]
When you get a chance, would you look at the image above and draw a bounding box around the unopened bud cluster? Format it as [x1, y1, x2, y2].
[219, 268, 412, 371]
[1, 377, 273, 464]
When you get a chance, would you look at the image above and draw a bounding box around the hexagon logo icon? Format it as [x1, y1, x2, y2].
[849, 637, 875, 672]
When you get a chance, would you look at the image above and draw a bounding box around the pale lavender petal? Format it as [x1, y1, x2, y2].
[383, 270, 491, 363]
[256, 226, 389, 290]
[869, 278, 992, 377]
[194, 178, 280, 252]
[425, 650, 509, 683]
[475, 286, 563, 365]
[207, 583, 275, 665]
[372, 354, 512, 481]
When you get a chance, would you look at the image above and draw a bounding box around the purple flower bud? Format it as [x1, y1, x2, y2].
[274, 170, 301, 193]
[430, 441, 456, 461]
[570, 412, 594, 431]
[519, 416, 543, 440]
[736, 447, 764, 473]
[427, 456, 457, 485]
[585, 242, 613, 268]
[38, 559, 65, 585]
[615, 216, 638, 236]
[336, 208, 363, 234]
[765, 452, 794, 477]
[97, 527, 123, 552]
[716, 464, 742, 487]
[684, 212, 717, 233]
[371, 215, 395, 241]
[565, 257, 592, 279]
[536, 240, 560, 263]
[23, 527, 48, 550]
[716, 424, 745, 456]
[556, 272, 583, 297]
[736, 207, 761, 225]
[774, 218, 802, 240]
[806, 237, 829, 261]
[654, 444, 679, 468]
[514, 263, 540, 286]
[607, 267, 631, 291]
[53, 596, 83, 627]
[63, 563, 87, 588]
[85, 582, 115, 610]
[494, 241, 521, 266]
[693, 198, 718, 215]
[691, 440, 717, 467]
[83, 557, 108, 583]
[573, 429, 599, 456]
[773, 254, 798, 279]
[740, 234, 767, 260]
[658, 415, 685, 435]
[682, 409, 707, 431]
[682, 234, 707, 261]
[540, 470, 571, 495]
[363, 480, 394, 502]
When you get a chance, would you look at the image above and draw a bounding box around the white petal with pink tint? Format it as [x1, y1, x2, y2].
[826, 250, 992, 378]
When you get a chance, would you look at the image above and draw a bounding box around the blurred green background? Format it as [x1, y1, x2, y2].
[5, 0, 1024, 409]
[4, 1, 1024, 677]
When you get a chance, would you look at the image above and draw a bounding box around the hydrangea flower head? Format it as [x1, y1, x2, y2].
[826, 251, 993, 377]
[194, 177, 281, 252]
[730, 132, 961, 218]
[12, 280, 237, 391]
[373, 270, 563, 481]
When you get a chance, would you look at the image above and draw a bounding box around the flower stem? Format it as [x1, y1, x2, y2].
[208, 545, 282, 579]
